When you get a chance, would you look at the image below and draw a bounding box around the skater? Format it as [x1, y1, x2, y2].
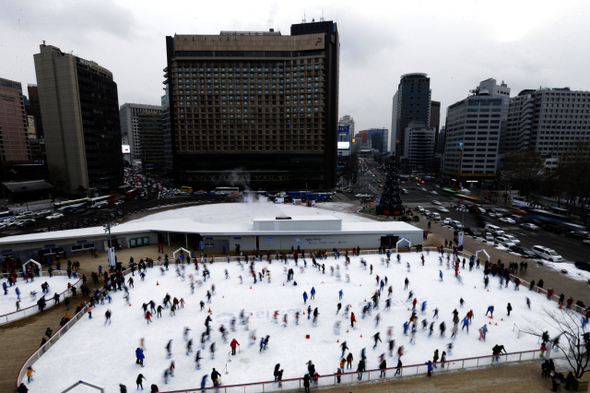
[492, 344, 506, 362]
[26, 366, 34, 383]
[350, 312, 356, 328]
[136, 347, 145, 367]
[346, 352, 354, 369]
[230, 338, 240, 355]
[105, 309, 112, 325]
[136, 374, 146, 390]
[478, 324, 488, 341]
[395, 359, 403, 376]
[426, 360, 433, 377]
[485, 305, 494, 317]
[303, 291, 308, 304]
[507, 303, 512, 316]
[211, 368, 221, 387]
[373, 332, 382, 349]
[166, 340, 173, 358]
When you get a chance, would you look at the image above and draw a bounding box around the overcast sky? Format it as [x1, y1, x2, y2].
[2, 0, 589, 132]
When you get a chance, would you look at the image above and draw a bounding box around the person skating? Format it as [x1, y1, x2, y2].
[119, 384, 127, 393]
[373, 332, 382, 349]
[350, 312, 356, 328]
[166, 339, 172, 358]
[17, 383, 28, 393]
[492, 344, 506, 362]
[346, 352, 354, 369]
[395, 359, 402, 376]
[136, 373, 146, 390]
[379, 359, 387, 378]
[356, 358, 366, 380]
[426, 360, 433, 377]
[230, 338, 240, 355]
[507, 303, 512, 316]
[26, 366, 34, 383]
[211, 367, 221, 387]
[135, 347, 145, 367]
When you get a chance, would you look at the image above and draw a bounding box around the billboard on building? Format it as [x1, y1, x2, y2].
[338, 125, 350, 134]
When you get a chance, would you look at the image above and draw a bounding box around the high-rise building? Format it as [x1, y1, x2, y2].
[367, 128, 388, 153]
[404, 121, 436, 171]
[120, 103, 164, 167]
[34, 43, 123, 194]
[506, 87, 590, 161]
[0, 77, 31, 172]
[442, 79, 510, 183]
[391, 73, 431, 157]
[337, 115, 354, 157]
[164, 20, 340, 190]
[161, 86, 173, 171]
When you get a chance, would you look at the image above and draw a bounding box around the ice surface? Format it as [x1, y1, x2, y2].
[24, 250, 577, 392]
[1, 275, 76, 316]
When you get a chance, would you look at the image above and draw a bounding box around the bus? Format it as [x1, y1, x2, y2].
[0, 211, 16, 226]
[521, 208, 584, 231]
[455, 194, 481, 205]
[214, 187, 240, 195]
[440, 188, 459, 197]
[88, 194, 115, 208]
[180, 186, 193, 193]
[511, 196, 530, 209]
[54, 198, 89, 212]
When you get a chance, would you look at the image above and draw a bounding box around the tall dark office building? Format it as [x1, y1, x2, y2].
[165, 20, 340, 190]
[391, 73, 431, 157]
[34, 44, 123, 195]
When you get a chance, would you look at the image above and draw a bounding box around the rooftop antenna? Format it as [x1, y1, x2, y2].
[302, 12, 306, 23]
[320, 11, 325, 21]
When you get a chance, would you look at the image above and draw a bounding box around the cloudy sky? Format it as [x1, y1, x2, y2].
[1, 0, 589, 132]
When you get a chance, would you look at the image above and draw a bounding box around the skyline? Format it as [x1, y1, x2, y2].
[2, 0, 590, 134]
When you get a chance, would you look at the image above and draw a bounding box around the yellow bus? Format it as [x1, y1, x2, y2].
[180, 186, 193, 193]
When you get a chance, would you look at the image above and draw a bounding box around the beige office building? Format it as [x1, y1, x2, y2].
[34, 44, 123, 194]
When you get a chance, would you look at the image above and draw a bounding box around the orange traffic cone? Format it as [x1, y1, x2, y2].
[337, 339, 340, 343]
[156, 281, 159, 286]
[208, 308, 212, 315]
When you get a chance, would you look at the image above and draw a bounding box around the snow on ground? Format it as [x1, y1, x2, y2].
[25, 251, 577, 393]
[1, 275, 76, 316]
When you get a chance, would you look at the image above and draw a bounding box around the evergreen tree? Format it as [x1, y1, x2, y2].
[376, 161, 405, 216]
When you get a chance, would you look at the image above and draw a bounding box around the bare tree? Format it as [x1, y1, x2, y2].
[500, 148, 544, 200]
[541, 308, 589, 379]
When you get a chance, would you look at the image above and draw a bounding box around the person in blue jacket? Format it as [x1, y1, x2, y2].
[426, 360, 433, 376]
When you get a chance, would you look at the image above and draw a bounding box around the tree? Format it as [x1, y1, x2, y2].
[539, 308, 589, 379]
[376, 160, 404, 216]
[500, 148, 544, 199]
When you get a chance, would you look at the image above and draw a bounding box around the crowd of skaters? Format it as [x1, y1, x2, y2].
[18, 242, 590, 390]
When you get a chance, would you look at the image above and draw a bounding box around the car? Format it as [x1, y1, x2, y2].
[463, 227, 482, 238]
[437, 206, 449, 213]
[432, 200, 441, 205]
[532, 245, 564, 262]
[45, 213, 64, 220]
[495, 236, 516, 248]
[542, 223, 566, 234]
[520, 223, 539, 231]
[484, 233, 496, 244]
[504, 234, 521, 245]
[451, 220, 464, 230]
[488, 212, 497, 219]
[499, 217, 516, 224]
[510, 246, 536, 258]
[417, 206, 425, 213]
[565, 230, 589, 240]
[574, 261, 590, 272]
[401, 189, 409, 194]
[113, 200, 125, 206]
[15, 218, 36, 228]
[443, 218, 453, 226]
[430, 190, 438, 195]
[582, 238, 590, 246]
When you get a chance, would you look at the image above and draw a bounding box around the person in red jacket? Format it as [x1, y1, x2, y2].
[350, 312, 356, 328]
[230, 338, 240, 355]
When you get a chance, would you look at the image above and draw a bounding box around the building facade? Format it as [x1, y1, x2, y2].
[392, 73, 431, 158]
[442, 79, 510, 184]
[506, 87, 590, 161]
[404, 121, 436, 171]
[337, 114, 354, 157]
[165, 20, 340, 190]
[0, 77, 31, 172]
[367, 128, 388, 153]
[120, 103, 163, 167]
[34, 44, 123, 195]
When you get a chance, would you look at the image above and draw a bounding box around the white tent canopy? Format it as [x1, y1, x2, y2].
[22, 258, 42, 273]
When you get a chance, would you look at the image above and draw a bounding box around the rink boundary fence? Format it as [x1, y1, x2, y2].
[0, 271, 83, 326]
[157, 348, 563, 393]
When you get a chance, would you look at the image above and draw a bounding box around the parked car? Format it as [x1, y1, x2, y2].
[463, 227, 482, 238]
[520, 223, 539, 231]
[437, 206, 450, 213]
[432, 200, 441, 205]
[532, 245, 564, 262]
[443, 218, 453, 226]
[484, 233, 496, 244]
[495, 236, 516, 248]
[451, 220, 464, 230]
[510, 246, 536, 258]
[504, 234, 521, 245]
[542, 223, 567, 234]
